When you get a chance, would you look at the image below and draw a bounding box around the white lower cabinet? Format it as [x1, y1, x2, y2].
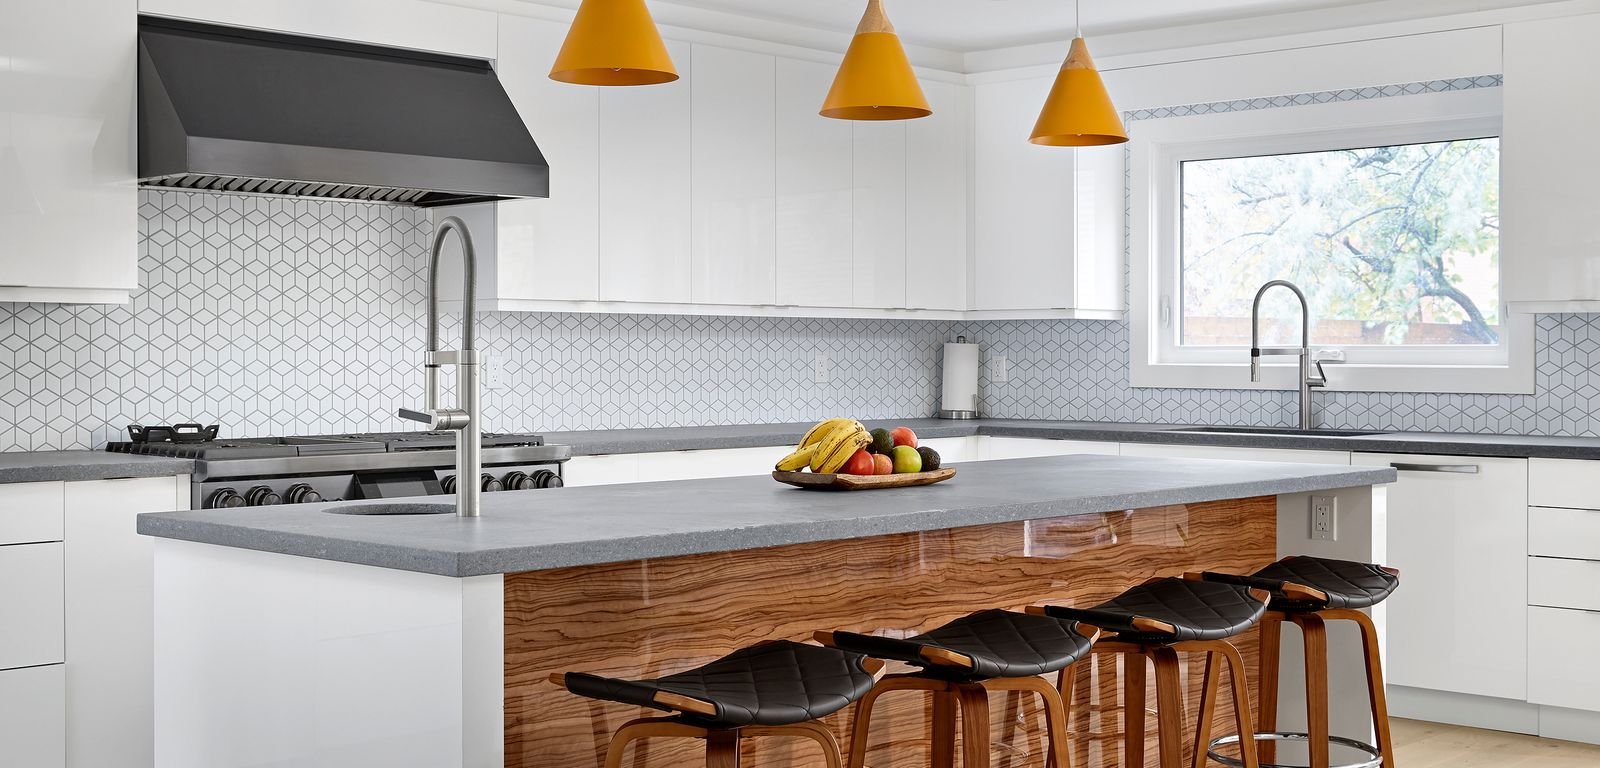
[0, 542, 65, 670]
[1352, 454, 1528, 701]
[974, 436, 1119, 460]
[0, 663, 66, 768]
[1527, 607, 1600, 712]
[1119, 443, 1349, 464]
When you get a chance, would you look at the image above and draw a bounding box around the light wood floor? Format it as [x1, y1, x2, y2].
[1393, 718, 1600, 767]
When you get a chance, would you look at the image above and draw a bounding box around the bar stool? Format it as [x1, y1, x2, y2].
[816, 608, 1099, 768]
[550, 639, 884, 768]
[1035, 576, 1271, 768]
[1196, 556, 1400, 768]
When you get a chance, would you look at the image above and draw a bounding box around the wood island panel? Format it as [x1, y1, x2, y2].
[504, 496, 1277, 768]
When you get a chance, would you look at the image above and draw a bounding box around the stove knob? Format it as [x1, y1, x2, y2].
[532, 469, 563, 489]
[244, 486, 282, 507]
[502, 471, 534, 491]
[480, 474, 504, 493]
[441, 475, 457, 494]
[206, 488, 245, 509]
[285, 483, 323, 504]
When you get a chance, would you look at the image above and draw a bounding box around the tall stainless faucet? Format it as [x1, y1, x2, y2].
[1249, 280, 1336, 430]
[398, 216, 483, 517]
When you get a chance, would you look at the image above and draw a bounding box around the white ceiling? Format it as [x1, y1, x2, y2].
[643, 0, 1413, 52]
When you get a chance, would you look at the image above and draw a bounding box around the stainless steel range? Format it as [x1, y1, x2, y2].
[106, 424, 571, 510]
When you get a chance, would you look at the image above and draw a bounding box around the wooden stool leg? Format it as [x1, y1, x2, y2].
[1328, 609, 1395, 768]
[745, 722, 846, 768]
[1214, 641, 1261, 768]
[933, 688, 959, 768]
[956, 683, 992, 768]
[1190, 651, 1222, 768]
[1295, 614, 1331, 768]
[705, 729, 740, 768]
[603, 719, 711, 768]
[846, 682, 889, 768]
[1257, 613, 1283, 765]
[1124, 651, 1148, 768]
[1150, 646, 1186, 768]
[990, 675, 1074, 768]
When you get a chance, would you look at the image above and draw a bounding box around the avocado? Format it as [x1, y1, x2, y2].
[869, 428, 895, 455]
[917, 446, 941, 471]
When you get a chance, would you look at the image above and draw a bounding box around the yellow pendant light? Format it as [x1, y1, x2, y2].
[1030, 1, 1127, 146]
[549, 0, 678, 86]
[820, 0, 931, 121]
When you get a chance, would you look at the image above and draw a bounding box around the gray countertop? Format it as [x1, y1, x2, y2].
[0, 450, 195, 483]
[137, 454, 1396, 577]
[549, 418, 1600, 460]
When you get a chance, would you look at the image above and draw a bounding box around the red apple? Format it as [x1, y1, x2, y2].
[890, 426, 919, 449]
[871, 454, 894, 475]
[842, 449, 875, 476]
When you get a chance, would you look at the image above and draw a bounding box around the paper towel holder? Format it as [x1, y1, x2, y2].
[938, 335, 981, 420]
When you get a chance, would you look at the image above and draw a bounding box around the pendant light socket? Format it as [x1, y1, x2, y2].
[1030, 36, 1127, 146]
[550, 0, 678, 86]
[820, 0, 930, 121]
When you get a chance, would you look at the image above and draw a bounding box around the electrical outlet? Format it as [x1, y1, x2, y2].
[991, 355, 1009, 383]
[1311, 495, 1337, 541]
[813, 352, 830, 384]
[482, 352, 503, 391]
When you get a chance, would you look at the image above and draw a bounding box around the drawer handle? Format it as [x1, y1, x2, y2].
[1390, 463, 1479, 474]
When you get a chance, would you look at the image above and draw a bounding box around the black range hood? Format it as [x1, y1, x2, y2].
[138, 16, 549, 206]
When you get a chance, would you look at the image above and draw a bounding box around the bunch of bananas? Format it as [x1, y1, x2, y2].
[775, 418, 871, 474]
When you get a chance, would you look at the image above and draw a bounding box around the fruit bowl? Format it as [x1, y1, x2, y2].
[772, 467, 956, 490]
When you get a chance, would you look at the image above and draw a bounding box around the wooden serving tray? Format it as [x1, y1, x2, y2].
[772, 467, 956, 490]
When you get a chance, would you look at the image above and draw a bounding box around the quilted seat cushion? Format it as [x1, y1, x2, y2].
[1251, 556, 1399, 610]
[1047, 577, 1267, 642]
[828, 609, 1094, 681]
[563, 640, 877, 727]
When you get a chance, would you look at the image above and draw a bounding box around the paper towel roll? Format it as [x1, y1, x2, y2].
[939, 339, 980, 419]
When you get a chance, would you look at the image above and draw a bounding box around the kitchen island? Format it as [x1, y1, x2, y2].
[138, 454, 1394, 768]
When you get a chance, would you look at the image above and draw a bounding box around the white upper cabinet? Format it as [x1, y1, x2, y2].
[972, 75, 1123, 315]
[135, 0, 498, 58]
[775, 58, 853, 308]
[599, 39, 693, 304]
[492, 14, 601, 303]
[1502, 13, 1600, 311]
[853, 121, 908, 309]
[691, 44, 778, 306]
[905, 80, 971, 312]
[0, 0, 136, 304]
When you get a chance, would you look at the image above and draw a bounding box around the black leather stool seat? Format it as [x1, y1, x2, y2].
[560, 640, 877, 727]
[1043, 577, 1267, 642]
[1206, 555, 1399, 611]
[827, 608, 1095, 680]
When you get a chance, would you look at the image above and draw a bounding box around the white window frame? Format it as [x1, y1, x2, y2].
[1130, 87, 1533, 394]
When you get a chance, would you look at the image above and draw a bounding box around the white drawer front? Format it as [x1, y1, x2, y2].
[1529, 506, 1600, 560]
[1529, 606, 1600, 712]
[1529, 557, 1600, 611]
[0, 542, 65, 669]
[1529, 458, 1600, 509]
[0, 663, 65, 768]
[0, 481, 64, 545]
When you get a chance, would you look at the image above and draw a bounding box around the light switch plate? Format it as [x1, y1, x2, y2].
[1311, 495, 1337, 541]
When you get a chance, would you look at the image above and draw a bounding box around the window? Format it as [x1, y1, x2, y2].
[1131, 88, 1533, 394]
[1180, 138, 1501, 349]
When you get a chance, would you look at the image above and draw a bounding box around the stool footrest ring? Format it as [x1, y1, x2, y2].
[1207, 732, 1382, 768]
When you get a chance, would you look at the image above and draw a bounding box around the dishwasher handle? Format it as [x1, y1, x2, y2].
[1390, 462, 1480, 474]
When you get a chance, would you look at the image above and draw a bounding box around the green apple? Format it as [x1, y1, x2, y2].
[891, 444, 923, 474]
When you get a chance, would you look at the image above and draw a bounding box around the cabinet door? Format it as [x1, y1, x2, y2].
[0, 481, 65, 545]
[494, 15, 601, 302]
[0, 664, 65, 768]
[0, 0, 135, 300]
[775, 58, 853, 308]
[561, 455, 641, 488]
[0, 542, 64, 670]
[853, 121, 907, 309]
[1119, 443, 1350, 465]
[973, 76, 1075, 310]
[1503, 14, 1600, 307]
[65, 476, 185, 768]
[906, 80, 970, 311]
[1351, 454, 1528, 699]
[691, 45, 777, 306]
[599, 39, 693, 304]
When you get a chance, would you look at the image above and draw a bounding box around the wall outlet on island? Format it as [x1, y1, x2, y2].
[813, 352, 830, 384]
[1311, 495, 1337, 541]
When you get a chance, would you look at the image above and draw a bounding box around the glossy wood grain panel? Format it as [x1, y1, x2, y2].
[505, 497, 1276, 768]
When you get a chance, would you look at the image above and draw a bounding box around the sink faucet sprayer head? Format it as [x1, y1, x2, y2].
[1250, 349, 1261, 382]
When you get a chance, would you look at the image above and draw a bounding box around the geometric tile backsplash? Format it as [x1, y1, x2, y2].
[0, 188, 1598, 452]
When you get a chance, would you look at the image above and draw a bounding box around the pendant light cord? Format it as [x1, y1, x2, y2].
[1075, 0, 1082, 38]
